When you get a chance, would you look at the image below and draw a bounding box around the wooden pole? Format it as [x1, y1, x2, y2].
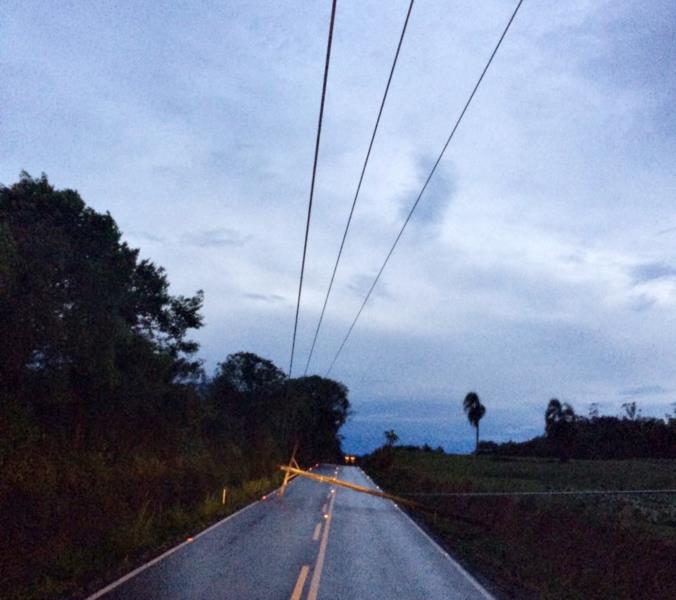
[279, 465, 422, 510]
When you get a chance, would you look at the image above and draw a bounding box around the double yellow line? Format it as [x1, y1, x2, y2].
[306, 489, 336, 600]
[289, 467, 340, 600]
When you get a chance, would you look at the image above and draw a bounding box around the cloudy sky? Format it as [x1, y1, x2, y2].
[2, 1, 675, 453]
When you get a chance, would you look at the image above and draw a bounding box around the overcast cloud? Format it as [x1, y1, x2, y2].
[2, 0, 675, 453]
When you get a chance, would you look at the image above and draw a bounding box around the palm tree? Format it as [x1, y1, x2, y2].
[463, 392, 486, 454]
[545, 398, 576, 461]
[384, 429, 399, 447]
[545, 398, 575, 433]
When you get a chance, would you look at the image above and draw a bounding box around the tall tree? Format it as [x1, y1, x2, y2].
[545, 398, 576, 462]
[463, 391, 486, 454]
[384, 429, 399, 447]
[0, 172, 204, 445]
[209, 352, 287, 446]
[287, 375, 351, 462]
[621, 401, 639, 421]
[207, 355, 351, 464]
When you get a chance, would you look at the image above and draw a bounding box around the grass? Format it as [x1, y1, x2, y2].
[363, 449, 676, 599]
[2, 441, 283, 600]
[95, 474, 281, 600]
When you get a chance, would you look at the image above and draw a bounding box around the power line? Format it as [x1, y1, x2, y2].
[326, 0, 524, 376]
[398, 488, 676, 498]
[288, 0, 337, 378]
[303, 0, 416, 376]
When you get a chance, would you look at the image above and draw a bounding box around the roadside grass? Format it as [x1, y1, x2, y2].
[2, 440, 283, 600]
[363, 449, 676, 599]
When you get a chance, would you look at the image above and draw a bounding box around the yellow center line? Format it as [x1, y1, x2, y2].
[290, 565, 309, 600]
[307, 490, 337, 600]
[312, 522, 322, 541]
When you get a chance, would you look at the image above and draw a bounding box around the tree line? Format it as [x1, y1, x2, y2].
[479, 398, 676, 461]
[0, 173, 349, 463]
[460, 391, 674, 460]
[0, 173, 350, 598]
[385, 391, 673, 461]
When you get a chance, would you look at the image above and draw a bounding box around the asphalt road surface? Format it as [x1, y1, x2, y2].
[90, 465, 492, 600]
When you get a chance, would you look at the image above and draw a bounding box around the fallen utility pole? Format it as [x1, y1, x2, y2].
[279, 465, 422, 510]
[278, 464, 485, 525]
[278, 442, 301, 497]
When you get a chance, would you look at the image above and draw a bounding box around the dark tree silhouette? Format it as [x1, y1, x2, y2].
[622, 401, 640, 420]
[545, 398, 576, 462]
[463, 392, 486, 454]
[208, 354, 350, 463]
[0, 172, 204, 446]
[208, 352, 287, 447]
[286, 375, 351, 463]
[384, 429, 399, 447]
[588, 403, 600, 419]
[478, 398, 676, 460]
[0, 172, 354, 599]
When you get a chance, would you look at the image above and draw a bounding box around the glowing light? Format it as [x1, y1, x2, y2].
[187, 537, 194, 542]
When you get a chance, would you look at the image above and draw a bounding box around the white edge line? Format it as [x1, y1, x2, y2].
[86, 486, 284, 599]
[357, 467, 495, 600]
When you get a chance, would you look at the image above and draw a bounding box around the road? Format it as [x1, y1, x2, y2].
[90, 465, 492, 600]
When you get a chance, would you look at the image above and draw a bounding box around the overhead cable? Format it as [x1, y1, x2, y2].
[326, 0, 524, 376]
[288, 0, 337, 378]
[399, 488, 676, 497]
[303, 0, 416, 376]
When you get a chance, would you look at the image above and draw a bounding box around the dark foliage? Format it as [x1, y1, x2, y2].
[463, 391, 486, 454]
[0, 174, 350, 599]
[480, 399, 676, 460]
[0, 172, 205, 449]
[545, 398, 576, 462]
[208, 354, 350, 465]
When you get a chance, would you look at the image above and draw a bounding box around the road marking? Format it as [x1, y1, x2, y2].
[289, 565, 309, 600]
[312, 522, 322, 541]
[307, 489, 337, 600]
[357, 468, 495, 600]
[321, 502, 327, 513]
[85, 485, 285, 599]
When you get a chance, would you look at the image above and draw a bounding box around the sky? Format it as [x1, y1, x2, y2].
[2, 1, 675, 454]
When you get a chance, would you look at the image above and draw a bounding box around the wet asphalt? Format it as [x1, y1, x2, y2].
[92, 465, 492, 600]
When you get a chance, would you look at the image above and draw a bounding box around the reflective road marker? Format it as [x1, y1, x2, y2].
[307, 489, 337, 600]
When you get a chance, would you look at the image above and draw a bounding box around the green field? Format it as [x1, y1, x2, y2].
[363, 449, 676, 599]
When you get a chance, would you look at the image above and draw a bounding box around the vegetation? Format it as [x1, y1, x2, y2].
[384, 429, 399, 447]
[544, 398, 576, 462]
[463, 391, 486, 454]
[363, 448, 676, 599]
[479, 399, 676, 460]
[0, 174, 350, 600]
